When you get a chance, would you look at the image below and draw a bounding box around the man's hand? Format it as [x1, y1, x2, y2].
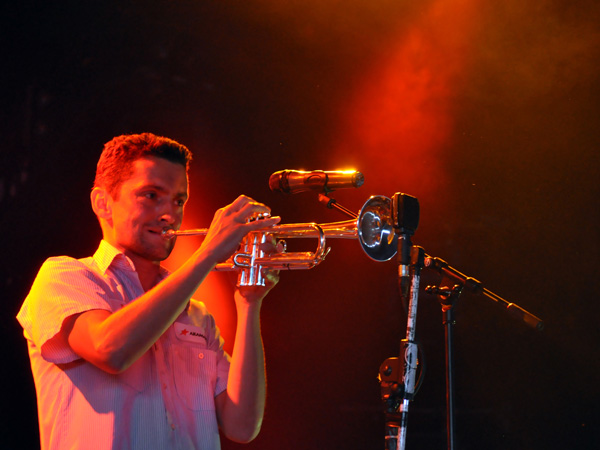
[199, 195, 281, 265]
[235, 235, 282, 303]
[236, 269, 280, 304]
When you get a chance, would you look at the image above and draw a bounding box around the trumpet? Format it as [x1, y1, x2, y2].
[164, 196, 398, 286]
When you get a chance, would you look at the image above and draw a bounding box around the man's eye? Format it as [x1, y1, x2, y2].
[144, 192, 157, 200]
[175, 199, 185, 207]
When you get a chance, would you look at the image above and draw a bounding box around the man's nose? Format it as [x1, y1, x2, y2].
[159, 203, 181, 224]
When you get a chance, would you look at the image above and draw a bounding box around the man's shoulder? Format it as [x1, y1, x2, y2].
[39, 254, 95, 273]
[34, 254, 102, 286]
[43, 254, 92, 265]
[188, 298, 210, 315]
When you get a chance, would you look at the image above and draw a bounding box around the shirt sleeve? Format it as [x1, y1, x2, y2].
[17, 256, 115, 364]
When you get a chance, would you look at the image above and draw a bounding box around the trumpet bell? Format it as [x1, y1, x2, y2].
[357, 195, 398, 262]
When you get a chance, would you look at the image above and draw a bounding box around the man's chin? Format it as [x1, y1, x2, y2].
[153, 243, 175, 262]
[161, 245, 175, 261]
[134, 239, 175, 263]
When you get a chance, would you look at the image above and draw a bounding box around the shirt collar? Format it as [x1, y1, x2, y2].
[93, 240, 136, 274]
[93, 240, 170, 280]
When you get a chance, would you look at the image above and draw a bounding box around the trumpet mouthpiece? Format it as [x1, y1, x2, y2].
[162, 229, 176, 238]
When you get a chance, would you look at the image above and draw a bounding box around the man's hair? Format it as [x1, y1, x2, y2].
[94, 133, 192, 199]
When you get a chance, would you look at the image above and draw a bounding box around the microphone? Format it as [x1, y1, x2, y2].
[269, 170, 364, 194]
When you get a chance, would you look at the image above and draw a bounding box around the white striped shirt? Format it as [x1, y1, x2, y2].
[17, 240, 231, 450]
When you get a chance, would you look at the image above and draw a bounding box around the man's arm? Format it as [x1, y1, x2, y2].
[62, 248, 219, 373]
[63, 196, 280, 374]
[215, 272, 278, 443]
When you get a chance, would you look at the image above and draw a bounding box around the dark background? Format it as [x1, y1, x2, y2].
[1, 1, 599, 449]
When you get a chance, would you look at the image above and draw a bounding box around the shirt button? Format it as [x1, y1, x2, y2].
[198, 353, 204, 359]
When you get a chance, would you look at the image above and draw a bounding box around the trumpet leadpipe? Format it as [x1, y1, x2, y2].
[162, 220, 359, 240]
[162, 228, 208, 238]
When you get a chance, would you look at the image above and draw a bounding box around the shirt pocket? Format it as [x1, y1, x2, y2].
[171, 345, 218, 411]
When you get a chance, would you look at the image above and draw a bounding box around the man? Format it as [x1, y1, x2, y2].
[17, 133, 280, 449]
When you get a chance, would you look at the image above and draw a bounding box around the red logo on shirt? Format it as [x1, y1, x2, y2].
[180, 328, 207, 340]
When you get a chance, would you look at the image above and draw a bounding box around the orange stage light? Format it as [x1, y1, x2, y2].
[330, 0, 482, 204]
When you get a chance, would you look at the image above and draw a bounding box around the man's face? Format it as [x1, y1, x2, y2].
[108, 156, 188, 264]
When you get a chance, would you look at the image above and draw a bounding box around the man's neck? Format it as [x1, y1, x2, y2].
[100, 235, 164, 292]
[125, 252, 162, 292]
[99, 232, 166, 292]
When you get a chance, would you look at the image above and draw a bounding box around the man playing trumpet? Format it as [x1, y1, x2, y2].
[17, 133, 280, 449]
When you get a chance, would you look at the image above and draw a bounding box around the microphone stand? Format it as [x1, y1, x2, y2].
[317, 191, 424, 450]
[423, 283, 463, 450]
[424, 256, 545, 331]
[312, 191, 544, 450]
[379, 245, 426, 450]
[378, 193, 422, 450]
[423, 256, 544, 450]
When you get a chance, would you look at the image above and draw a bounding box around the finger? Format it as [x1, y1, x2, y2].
[257, 241, 278, 255]
[235, 202, 272, 222]
[262, 270, 280, 286]
[229, 195, 254, 213]
[275, 240, 286, 253]
[211, 206, 224, 224]
[244, 216, 281, 231]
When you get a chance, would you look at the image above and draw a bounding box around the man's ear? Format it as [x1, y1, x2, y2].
[91, 187, 112, 220]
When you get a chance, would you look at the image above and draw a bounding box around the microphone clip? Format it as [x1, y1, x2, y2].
[317, 193, 358, 219]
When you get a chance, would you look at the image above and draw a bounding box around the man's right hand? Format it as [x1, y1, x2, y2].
[198, 195, 281, 264]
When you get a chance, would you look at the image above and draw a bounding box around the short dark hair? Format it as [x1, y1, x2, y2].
[94, 133, 192, 199]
